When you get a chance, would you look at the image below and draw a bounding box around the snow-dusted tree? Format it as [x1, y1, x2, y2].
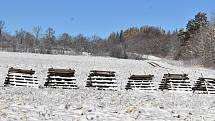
[177, 12, 209, 59]
[186, 12, 208, 33]
[202, 26, 215, 67]
[189, 26, 215, 67]
[32, 26, 42, 43]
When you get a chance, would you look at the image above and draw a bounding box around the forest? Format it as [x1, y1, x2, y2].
[0, 12, 215, 68]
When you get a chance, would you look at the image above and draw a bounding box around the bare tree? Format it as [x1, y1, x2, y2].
[0, 20, 5, 38]
[0, 20, 5, 50]
[45, 28, 55, 41]
[24, 32, 35, 52]
[15, 28, 26, 45]
[15, 29, 36, 52]
[32, 26, 42, 42]
[58, 33, 71, 54]
[32, 26, 42, 52]
[44, 27, 56, 53]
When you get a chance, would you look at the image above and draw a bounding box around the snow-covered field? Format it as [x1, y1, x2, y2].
[0, 51, 215, 121]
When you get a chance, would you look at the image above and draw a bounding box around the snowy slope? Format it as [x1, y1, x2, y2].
[0, 52, 215, 121]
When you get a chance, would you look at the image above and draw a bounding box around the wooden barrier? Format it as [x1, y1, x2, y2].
[158, 73, 192, 91]
[86, 70, 117, 90]
[4, 67, 38, 88]
[192, 77, 215, 94]
[44, 68, 78, 89]
[126, 75, 156, 90]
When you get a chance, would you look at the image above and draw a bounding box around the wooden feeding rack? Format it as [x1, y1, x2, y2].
[125, 74, 156, 90]
[4, 67, 38, 88]
[192, 77, 215, 94]
[44, 68, 78, 89]
[86, 70, 117, 90]
[158, 73, 192, 91]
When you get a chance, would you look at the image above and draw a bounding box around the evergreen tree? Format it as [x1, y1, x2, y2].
[186, 12, 208, 33]
[176, 12, 209, 59]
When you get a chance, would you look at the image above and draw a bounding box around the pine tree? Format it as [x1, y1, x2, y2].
[186, 12, 208, 33]
[176, 12, 209, 59]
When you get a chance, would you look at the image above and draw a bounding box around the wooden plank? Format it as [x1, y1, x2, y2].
[45, 83, 77, 86]
[48, 68, 75, 73]
[45, 81, 77, 84]
[164, 73, 188, 77]
[88, 78, 116, 81]
[89, 70, 116, 77]
[131, 85, 154, 88]
[129, 82, 154, 84]
[89, 85, 117, 88]
[90, 70, 115, 73]
[138, 88, 156, 90]
[128, 80, 153, 83]
[7, 74, 37, 78]
[130, 83, 151, 85]
[48, 68, 75, 77]
[47, 86, 78, 89]
[89, 73, 115, 77]
[8, 67, 35, 75]
[129, 75, 154, 80]
[89, 80, 117, 83]
[92, 83, 118, 86]
[198, 77, 215, 81]
[163, 73, 189, 80]
[164, 77, 189, 80]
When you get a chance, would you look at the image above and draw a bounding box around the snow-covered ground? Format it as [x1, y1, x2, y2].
[0, 51, 215, 121]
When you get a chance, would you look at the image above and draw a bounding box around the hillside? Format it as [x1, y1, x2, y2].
[0, 52, 215, 120]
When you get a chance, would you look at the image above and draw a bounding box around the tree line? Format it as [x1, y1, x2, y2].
[0, 12, 215, 68]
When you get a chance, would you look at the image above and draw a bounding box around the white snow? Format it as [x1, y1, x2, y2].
[145, 55, 161, 61]
[0, 51, 215, 120]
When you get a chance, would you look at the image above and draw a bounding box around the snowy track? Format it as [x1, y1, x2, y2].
[0, 52, 215, 120]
